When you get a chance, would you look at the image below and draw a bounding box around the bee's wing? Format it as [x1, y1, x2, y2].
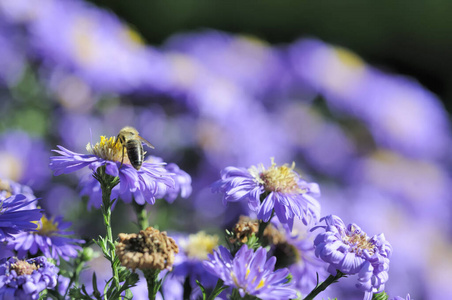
[138, 136, 155, 149]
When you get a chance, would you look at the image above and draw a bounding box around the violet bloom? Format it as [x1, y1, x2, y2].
[203, 244, 297, 300]
[49, 136, 175, 206]
[0, 256, 58, 300]
[150, 156, 192, 203]
[79, 155, 190, 209]
[8, 215, 84, 264]
[0, 194, 42, 241]
[313, 215, 392, 300]
[0, 178, 36, 206]
[213, 158, 321, 229]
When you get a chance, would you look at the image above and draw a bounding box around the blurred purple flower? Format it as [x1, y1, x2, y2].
[0, 194, 42, 242]
[0, 130, 51, 191]
[50, 136, 175, 207]
[357, 71, 450, 160]
[213, 159, 321, 229]
[164, 30, 287, 98]
[0, 256, 58, 300]
[348, 150, 450, 224]
[313, 215, 392, 300]
[279, 221, 328, 294]
[279, 102, 357, 177]
[0, 21, 26, 86]
[203, 244, 297, 300]
[8, 215, 84, 264]
[289, 38, 450, 160]
[170, 231, 220, 295]
[0, 178, 36, 206]
[26, 0, 169, 94]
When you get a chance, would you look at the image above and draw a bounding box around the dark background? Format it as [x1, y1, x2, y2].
[88, 1, 452, 112]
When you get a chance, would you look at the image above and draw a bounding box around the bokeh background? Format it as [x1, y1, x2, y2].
[0, 1, 451, 299]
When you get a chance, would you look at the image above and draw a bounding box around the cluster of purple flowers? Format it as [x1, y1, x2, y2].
[0, 0, 445, 298]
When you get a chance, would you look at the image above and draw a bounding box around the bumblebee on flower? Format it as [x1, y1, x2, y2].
[213, 158, 321, 230]
[49, 128, 178, 206]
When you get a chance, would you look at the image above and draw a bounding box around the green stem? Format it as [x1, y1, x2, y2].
[303, 270, 346, 300]
[96, 167, 121, 298]
[257, 210, 274, 244]
[143, 269, 161, 300]
[133, 202, 149, 230]
[63, 251, 87, 298]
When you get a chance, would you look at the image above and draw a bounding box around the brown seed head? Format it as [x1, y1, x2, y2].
[116, 227, 179, 271]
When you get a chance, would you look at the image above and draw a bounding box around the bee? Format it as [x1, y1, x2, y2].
[115, 126, 155, 170]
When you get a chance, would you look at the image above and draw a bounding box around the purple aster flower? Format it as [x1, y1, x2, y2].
[149, 156, 192, 203]
[203, 244, 297, 300]
[0, 178, 36, 206]
[0, 194, 42, 241]
[313, 215, 392, 300]
[0, 256, 58, 300]
[49, 135, 175, 207]
[8, 214, 84, 264]
[78, 155, 189, 209]
[213, 158, 321, 229]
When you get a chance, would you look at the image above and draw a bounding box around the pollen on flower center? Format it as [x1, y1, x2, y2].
[183, 231, 219, 260]
[36, 216, 59, 236]
[86, 136, 130, 164]
[11, 260, 38, 276]
[259, 161, 302, 194]
[343, 225, 375, 256]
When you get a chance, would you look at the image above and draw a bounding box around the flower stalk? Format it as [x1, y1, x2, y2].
[93, 166, 121, 298]
[143, 269, 161, 300]
[133, 202, 149, 230]
[303, 270, 346, 300]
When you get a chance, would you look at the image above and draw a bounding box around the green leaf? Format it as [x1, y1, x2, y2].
[206, 279, 227, 300]
[92, 272, 99, 296]
[372, 291, 389, 300]
[195, 280, 207, 300]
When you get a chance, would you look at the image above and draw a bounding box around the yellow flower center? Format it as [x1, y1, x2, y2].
[250, 159, 303, 194]
[183, 231, 219, 260]
[86, 136, 129, 163]
[11, 260, 38, 276]
[342, 225, 375, 256]
[35, 216, 59, 236]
